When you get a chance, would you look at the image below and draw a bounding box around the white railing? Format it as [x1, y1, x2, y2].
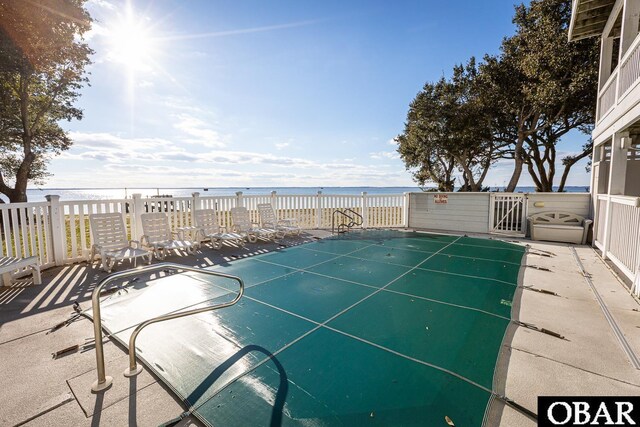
[619, 32, 640, 100]
[0, 191, 408, 269]
[597, 33, 640, 123]
[594, 194, 640, 289]
[0, 202, 54, 269]
[597, 69, 618, 121]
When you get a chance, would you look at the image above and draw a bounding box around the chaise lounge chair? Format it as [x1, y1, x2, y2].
[194, 209, 245, 249]
[89, 212, 152, 272]
[0, 256, 41, 286]
[140, 212, 197, 259]
[257, 203, 301, 237]
[230, 207, 278, 243]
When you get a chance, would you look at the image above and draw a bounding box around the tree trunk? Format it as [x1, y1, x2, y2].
[505, 133, 525, 192]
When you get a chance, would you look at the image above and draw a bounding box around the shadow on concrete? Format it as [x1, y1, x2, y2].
[0, 233, 325, 330]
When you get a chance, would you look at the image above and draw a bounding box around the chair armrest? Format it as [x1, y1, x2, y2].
[583, 219, 593, 227]
[278, 219, 297, 226]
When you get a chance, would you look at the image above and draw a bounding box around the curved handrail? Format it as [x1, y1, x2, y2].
[331, 208, 364, 233]
[90, 263, 244, 392]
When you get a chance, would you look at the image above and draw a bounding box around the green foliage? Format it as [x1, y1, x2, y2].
[397, 59, 500, 191]
[398, 0, 598, 192]
[0, 0, 93, 202]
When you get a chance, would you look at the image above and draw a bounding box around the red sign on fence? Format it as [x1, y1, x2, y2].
[434, 194, 448, 204]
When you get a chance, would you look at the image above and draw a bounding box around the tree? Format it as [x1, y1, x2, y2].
[0, 0, 92, 202]
[396, 79, 457, 191]
[482, 0, 598, 192]
[397, 59, 499, 191]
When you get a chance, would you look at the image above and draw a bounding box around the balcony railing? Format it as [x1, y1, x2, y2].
[597, 32, 640, 122]
[598, 69, 618, 120]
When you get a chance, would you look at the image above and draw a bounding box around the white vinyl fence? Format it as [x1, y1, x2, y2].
[0, 191, 408, 269]
[594, 194, 640, 293]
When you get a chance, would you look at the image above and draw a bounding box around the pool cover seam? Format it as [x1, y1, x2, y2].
[185, 235, 467, 417]
[91, 243, 383, 340]
[97, 232, 518, 424]
[236, 260, 513, 321]
[299, 243, 524, 266]
[254, 249, 519, 287]
[201, 290, 499, 398]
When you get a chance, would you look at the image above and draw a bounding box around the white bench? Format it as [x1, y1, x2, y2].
[0, 256, 42, 286]
[529, 211, 592, 245]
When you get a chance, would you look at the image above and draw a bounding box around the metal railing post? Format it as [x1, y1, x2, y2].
[90, 263, 244, 392]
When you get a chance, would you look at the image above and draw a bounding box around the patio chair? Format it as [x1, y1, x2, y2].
[89, 212, 152, 272]
[230, 207, 278, 243]
[194, 209, 245, 249]
[0, 256, 41, 286]
[257, 203, 301, 237]
[140, 213, 197, 259]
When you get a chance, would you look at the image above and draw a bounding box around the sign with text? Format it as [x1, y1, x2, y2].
[434, 194, 448, 204]
[538, 396, 639, 426]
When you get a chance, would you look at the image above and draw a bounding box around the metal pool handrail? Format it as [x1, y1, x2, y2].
[331, 208, 364, 233]
[90, 263, 244, 392]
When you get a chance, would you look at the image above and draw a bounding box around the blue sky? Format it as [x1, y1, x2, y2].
[48, 0, 592, 188]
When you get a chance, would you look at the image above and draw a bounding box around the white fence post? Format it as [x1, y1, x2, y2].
[270, 191, 279, 223]
[236, 191, 244, 208]
[361, 192, 369, 229]
[131, 194, 144, 240]
[602, 195, 613, 259]
[192, 192, 200, 225]
[45, 195, 65, 266]
[403, 192, 410, 228]
[316, 191, 322, 229]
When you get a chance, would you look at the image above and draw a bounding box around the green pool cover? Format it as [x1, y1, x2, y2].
[95, 230, 525, 426]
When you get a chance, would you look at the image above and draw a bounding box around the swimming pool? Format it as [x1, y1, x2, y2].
[94, 230, 526, 426]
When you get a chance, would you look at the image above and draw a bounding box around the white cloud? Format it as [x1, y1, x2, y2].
[369, 151, 399, 160]
[388, 138, 397, 145]
[172, 114, 227, 148]
[55, 131, 417, 188]
[275, 142, 290, 150]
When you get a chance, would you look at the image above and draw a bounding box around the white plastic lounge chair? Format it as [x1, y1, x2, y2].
[257, 203, 301, 237]
[230, 207, 278, 243]
[89, 213, 152, 272]
[0, 256, 41, 286]
[140, 212, 197, 259]
[194, 209, 245, 249]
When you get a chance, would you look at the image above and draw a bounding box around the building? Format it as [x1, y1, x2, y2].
[570, 0, 640, 289]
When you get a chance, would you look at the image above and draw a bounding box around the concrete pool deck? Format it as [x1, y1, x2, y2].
[1, 229, 639, 426]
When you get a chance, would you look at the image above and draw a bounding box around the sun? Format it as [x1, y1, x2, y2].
[105, 4, 158, 73]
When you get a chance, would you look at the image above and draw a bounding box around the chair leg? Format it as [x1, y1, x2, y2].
[2, 272, 12, 287]
[106, 257, 115, 273]
[30, 264, 42, 285]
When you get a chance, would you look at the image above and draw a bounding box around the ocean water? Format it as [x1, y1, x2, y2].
[14, 186, 590, 203]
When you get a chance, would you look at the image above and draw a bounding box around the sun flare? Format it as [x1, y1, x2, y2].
[106, 5, 158, 73]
